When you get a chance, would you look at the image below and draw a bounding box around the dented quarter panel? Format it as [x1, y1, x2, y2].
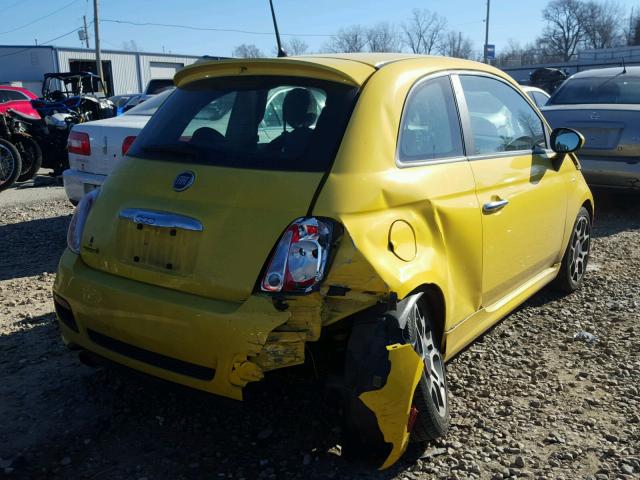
[313, 59, 485, 331]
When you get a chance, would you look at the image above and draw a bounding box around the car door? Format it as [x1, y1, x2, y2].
[396, 73, 483, 324]
[453, 73, 567, 307]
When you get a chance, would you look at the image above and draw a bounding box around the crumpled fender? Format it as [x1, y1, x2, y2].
[343, 293, 425, 469]
[360, 344, 423, 469]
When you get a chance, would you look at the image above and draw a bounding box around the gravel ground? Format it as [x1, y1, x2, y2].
[0, 190, 638, 480]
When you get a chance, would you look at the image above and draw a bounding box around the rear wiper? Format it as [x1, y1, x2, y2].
[141, 143, 198, 157]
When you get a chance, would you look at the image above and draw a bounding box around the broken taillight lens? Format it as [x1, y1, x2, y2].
[261, 217, 337, 294]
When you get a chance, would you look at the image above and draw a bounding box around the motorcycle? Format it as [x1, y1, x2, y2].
[0, 113, 42, 183]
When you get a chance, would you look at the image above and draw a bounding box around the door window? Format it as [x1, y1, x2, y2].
[460, 75, 546, 155]
[399, 76, 464, 163]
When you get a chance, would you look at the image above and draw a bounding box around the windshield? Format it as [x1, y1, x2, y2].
[124, 89, 174, 116]
[549, 75, 640, 105]
[129, 76, 359, 172]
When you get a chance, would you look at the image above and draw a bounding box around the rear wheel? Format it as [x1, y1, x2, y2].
[0, 139, 22, 192]
[553, 207, 591, 293]
[14, 135, 42, 182]
[404, 299, 449, 441]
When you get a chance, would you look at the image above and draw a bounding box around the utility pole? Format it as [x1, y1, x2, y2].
[93, 0, 104, 90]
[484, 0, 491, 64]
[83, 15, 90, 49]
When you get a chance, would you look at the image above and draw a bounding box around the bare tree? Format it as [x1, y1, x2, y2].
[366, 22, 401, 52]
[401, 8, 447, 54]
[325, 25, 368, 53]
[282, 37, 309, 55]
[539, 0, 588, 61]
[583, 1, 624, 49]
[440, 31, 474, 59]
[232, 44, 264, 58]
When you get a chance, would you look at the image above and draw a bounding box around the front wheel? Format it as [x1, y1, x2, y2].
[553, 206, 591, 293]
[0, 139, 22, 192]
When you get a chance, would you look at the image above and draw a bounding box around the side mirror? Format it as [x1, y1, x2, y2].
[550, 127, 584, 154]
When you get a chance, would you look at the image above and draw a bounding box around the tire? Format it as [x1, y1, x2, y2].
[553, 206, 591, 293]
[404, 298, 449, 441]
[341, 295, 449, 467]
[14, 135, 43, 183]
[0, 139, 22, 193]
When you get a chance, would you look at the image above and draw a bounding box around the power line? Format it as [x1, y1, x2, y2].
[0, 27, 80, 58]
[100, 18, 332, 37]
[0, 0, 81, 36]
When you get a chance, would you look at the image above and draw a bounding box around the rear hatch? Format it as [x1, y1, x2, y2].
[542, 105, 640, 158]
[69, 115, 148, 175]
[81, 160, 324, 302]
[79, 60, 371, 302]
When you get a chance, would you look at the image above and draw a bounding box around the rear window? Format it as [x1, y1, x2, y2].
[549, 75, 640, 105]
[129, 76, 359, 172]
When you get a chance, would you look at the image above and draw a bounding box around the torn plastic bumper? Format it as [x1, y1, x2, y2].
[343, 297, 425, 469]
[360, 344, 424, 469]
[53, 249, 291, 400]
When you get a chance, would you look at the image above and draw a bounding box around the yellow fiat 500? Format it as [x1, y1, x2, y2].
[54, 53, 592, 468]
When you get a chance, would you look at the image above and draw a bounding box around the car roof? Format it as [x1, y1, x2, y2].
[570, 66, 640, 78]
[176, 53, 506, 89]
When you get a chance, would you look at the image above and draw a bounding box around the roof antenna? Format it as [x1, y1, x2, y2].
[622, 57, 627, 74]
[269, 0, 287, 57]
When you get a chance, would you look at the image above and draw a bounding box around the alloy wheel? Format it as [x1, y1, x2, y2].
[569, 216, 590, 283]
[410, 303, 448, 418]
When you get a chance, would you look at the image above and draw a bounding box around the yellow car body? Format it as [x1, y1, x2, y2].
[54, 53, 593, 468]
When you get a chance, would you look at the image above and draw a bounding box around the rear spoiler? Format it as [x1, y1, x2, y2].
[174, 57, 375, 88]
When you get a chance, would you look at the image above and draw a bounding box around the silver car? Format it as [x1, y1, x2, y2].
[542, 67, 640, 191]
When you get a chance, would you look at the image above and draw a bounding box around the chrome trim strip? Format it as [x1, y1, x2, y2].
[119, 208, 204, 232]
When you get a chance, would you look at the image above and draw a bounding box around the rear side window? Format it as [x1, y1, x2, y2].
[129, 76, 358, 172]
[549, 75, 640, 105]
[399, 76, 464, 163]
[460, 75, 546, 155]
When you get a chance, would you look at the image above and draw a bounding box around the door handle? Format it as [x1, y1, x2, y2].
[483, 199, 509, 213]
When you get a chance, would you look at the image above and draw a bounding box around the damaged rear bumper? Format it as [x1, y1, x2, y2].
[53, 249, 291, 400]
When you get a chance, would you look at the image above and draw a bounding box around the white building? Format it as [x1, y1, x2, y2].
[0, 45, 215, 96]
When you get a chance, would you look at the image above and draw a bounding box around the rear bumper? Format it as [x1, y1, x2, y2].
[579, 156, 640, 190]
[53, 249, 290, 400]
[62, 169, 106, 203]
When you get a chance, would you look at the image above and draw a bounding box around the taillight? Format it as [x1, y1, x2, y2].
[67, 131, 91, 156]
[67, 189, 99, 254]
[121, 136, 136, 156]
[261, 217, 337, 294]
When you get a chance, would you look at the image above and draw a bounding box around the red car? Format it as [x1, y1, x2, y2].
[0, 86, 40, 119]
